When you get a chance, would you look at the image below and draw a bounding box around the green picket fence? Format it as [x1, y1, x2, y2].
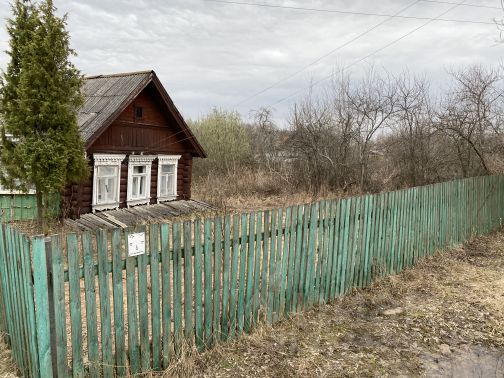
[0, 193, 59, 222]
[0, 175, 503, 377]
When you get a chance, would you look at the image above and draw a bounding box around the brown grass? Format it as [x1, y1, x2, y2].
[171, 230, 504, 377]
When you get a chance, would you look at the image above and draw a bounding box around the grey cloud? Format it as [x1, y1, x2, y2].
[0, 0, 502, 124]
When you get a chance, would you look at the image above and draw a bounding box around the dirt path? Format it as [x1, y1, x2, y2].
[177, 230, 504, 377]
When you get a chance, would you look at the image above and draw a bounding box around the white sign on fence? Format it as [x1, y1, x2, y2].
[128, 232, 145, 257]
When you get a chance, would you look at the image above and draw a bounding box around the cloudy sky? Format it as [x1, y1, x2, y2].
[0, 0, 502, 125]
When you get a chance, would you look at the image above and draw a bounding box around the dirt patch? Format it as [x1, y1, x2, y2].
[183, 231, 504, 377]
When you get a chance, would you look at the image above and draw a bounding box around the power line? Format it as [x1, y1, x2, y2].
[419, 0, 501, 10]
[235, 0, 421, 107]
[204, 0, 494, 25]
[269, 0, 468, 107]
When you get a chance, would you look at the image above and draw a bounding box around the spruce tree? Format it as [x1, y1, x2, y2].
[0, 0, 89, 231]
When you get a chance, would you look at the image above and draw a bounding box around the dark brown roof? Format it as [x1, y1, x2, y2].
[78, 70, 206, 158]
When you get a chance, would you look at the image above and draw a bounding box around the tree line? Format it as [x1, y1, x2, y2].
[190, 64, 504, 197]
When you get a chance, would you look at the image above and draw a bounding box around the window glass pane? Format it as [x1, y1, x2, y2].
[161, 164, 175, 174]
[161, 177, 167, 195]
[97, 176, 116, 203]
[167, 175, 175, 195]
[139, 176, 145, 196]
[132, 176, 138, 197]
[133, 165, 146, 174]
[98, 166, 117, 176]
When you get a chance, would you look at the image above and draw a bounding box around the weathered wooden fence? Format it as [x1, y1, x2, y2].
[0, 193, 59, 222]
[0, 176, 503, 377]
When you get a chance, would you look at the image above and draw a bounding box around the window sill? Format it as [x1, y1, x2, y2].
[157, 195, 177, 203]
[92, 202, 120, 212]
[127, 198, 151, 208]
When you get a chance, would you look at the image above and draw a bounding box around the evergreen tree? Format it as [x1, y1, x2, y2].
[0, 0, 89, 231]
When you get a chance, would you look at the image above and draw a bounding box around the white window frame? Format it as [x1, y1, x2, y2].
[92, 154, 125, 212]
[157, 155, 181, 203]
[127, 155, 156, 207]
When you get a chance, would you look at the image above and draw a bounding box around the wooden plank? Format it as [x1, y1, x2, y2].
[136, 225, 150, 371]
[260, 211, 270, 321]
[194, 219, 204, 350]
[236, 214, 247, 335]
[221, 216, 231, 340]
[329, 200, 341, 299]
[82, 232, 99, 377]
[322, 201, 334, 303]
[314, 202, 325, 304]
[183, 221, 194, 345]
[67, 233, 84, 377]
[203, 219, 213, 346]
[228, 215, 240, 340]
[267, 210, 277, 323]
[244, 213, 255, 331]
[150, 224, 161, 370]
[297, 205, 309, 310]
[50, 235, 69, 378]
[32, 237, 54, 378]
[125, 228, 140, 375]
[252, 211, 263, 326]
[111, 229, 126, 377]
[160, 223, 172, 367]
[96, 230, 113, 378]
[285, 206, 297, 315]
[305, 204, 318, 308]
[291, 206, 303, 312]
[172, 222, 183, 356]
[279, 208, 291, 313]
[213, 217, 223, 341]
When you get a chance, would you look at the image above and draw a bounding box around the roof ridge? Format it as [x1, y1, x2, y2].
[85, 70, 153, 80]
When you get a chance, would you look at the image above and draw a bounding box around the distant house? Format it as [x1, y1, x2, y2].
[62, 70, 206, 218]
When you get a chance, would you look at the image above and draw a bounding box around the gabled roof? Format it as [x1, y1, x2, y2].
[78, 70, 206, 157]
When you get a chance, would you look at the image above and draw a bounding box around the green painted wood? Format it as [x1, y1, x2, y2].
[203, 218, 213, 345]
[252, 211, 263, 326]
[338, 198, 350, 296]
[194, 219, 204, 350]
[291, 206, 303, 313]
[50, 235, 69, 378]
[172, 222, 183, 356]
[260, 211, 270, 321]
[0, 225, 14, 352]
[136, 225, 150, 371]
[305, 204, 318, 307]
[122, 238, 138, 373]
[213, 217, 223, 341]
[183, 221, 194, 345]
[82, 232, 99, 377]
[323, 201, 335, 302]
[20, 234, 39, 378]
[267, 209, 277, 322]
[110, 229, 126, 377]
[32, 236, 53, 378]
[228, 215, 240, 339]
[236, 214, 248, 335]
[280, 208, 291, 313]
[314, 202, 325, 303]
[363, 195, 374, 288]
[150, 224, 161, 370]
[285, 206, 297, 315]
[160, 223, 172, 367]
[244, 213, 255, 331]
[125, 228, 140, 375]
[273, 209, 283, 322]
[221, 216, 231, 339]
[97, 230, 113, 378]
[349, 197, 361, 292]
[297, 205, 310, 310]
[329, 200, 341, 299]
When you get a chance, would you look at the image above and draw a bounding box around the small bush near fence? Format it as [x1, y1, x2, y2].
[0, 176, 502, 377]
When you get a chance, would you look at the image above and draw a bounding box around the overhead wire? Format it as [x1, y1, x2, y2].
[234, 0, 422, 107]
[268, 0, 468, 107]
[203, 0, 494, 25]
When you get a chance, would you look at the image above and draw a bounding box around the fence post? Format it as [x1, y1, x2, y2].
[32, 237, 53, 378]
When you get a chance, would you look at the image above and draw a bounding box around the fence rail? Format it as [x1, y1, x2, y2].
[0, 176, 502, 377]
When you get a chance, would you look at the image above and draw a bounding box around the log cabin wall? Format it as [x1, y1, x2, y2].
[62, 82, 196, 218]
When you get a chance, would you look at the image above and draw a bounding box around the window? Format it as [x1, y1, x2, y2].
[157, 155, 181, 202]
[92, 154, 125, 212]
[127, 155, 155, 207]
[134, 106, 143, 119]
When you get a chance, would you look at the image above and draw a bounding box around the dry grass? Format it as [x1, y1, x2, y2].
[172, 230, 504, 377]
[0, 335, 18, 377]
[192, 169, 361, 213]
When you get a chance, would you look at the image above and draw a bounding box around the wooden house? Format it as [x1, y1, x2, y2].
[62, 70, 206, 218]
